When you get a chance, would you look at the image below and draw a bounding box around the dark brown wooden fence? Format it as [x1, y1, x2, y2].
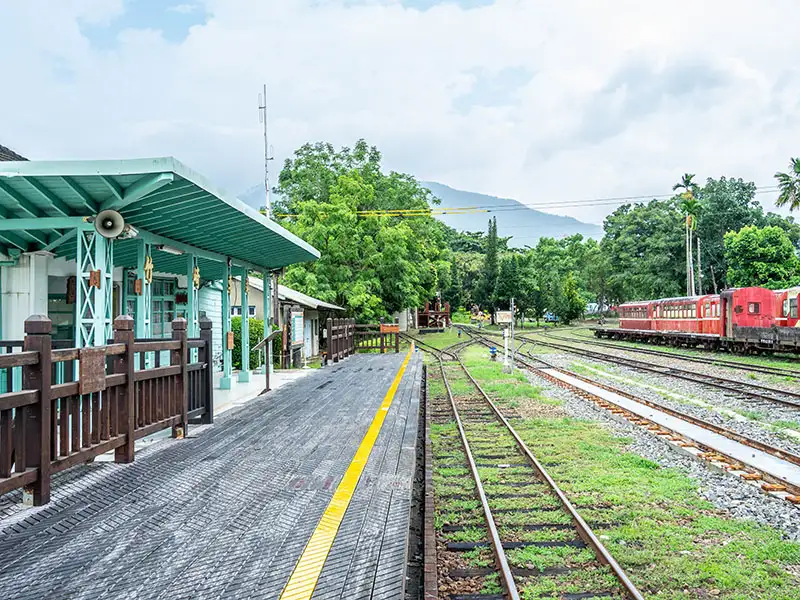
[325, 318, 355, 363]
[0, 314, 213, 506]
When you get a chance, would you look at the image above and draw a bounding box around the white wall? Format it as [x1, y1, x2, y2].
[1, 253, 49, 339]
[199, 284, 223, 372]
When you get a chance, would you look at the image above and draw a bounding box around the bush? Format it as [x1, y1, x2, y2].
[231, 316, 265, 370]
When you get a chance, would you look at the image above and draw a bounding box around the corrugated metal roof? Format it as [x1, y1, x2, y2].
[0, 157, 319, 277]
[233, 275, 344, 311]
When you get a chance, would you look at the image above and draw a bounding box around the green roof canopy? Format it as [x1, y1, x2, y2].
[0, 157, 319, 279]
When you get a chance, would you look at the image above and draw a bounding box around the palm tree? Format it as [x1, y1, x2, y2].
[775, 158, 800, 211]
[673, 174, 700, 295]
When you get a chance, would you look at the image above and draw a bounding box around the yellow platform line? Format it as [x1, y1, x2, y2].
[279, 346, 415, 600]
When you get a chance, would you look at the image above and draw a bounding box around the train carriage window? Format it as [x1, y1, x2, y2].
[791, 298, 798, 319]
[748, 302, 760, 315]
[704, 302, 710, 317]
[691, 306, 696, 318]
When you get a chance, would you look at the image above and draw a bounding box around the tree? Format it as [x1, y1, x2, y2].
[601, 199, 685, 301]
[775, 158, 800, 211]
[495, 254, 520, 311]
[475, 217, 500, 319]
[724, 225, 799, 288]
[694, 177, 761, 292]
[275, 140, 450, 321]
[673, 173, 700, 296]
[553, 273, 586, 324]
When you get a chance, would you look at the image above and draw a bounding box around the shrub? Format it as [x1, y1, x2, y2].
[231, 316, 265, 370]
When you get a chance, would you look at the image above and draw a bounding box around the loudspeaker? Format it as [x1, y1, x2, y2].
[94, 210, 125, 238]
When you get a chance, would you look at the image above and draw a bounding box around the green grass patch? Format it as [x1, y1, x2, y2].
[435, 356, 800, 599]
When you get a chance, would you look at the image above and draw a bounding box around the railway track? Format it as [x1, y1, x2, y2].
[400, 332, 473, 361]
[463, 328, 800, 505]
[429, 346, 643, 599]
[501, 331, 800, 411]
[536, 330, 799, 378]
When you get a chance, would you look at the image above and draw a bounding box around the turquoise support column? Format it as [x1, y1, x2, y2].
[260, 269, 270, 374]
[74, 225, 114, 347]
[135, 238, 152, 339]
[238, 268, 250, 382]
[220, 259, 232, 389]
[187, 254, 199, 363]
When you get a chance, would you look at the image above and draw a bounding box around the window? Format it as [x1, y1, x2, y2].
[748, 302, 760, 315]
[231, 306, 257, 317]
[791, 298, 798, 319]
[784, 300, 790, 318]
[704, 302, 711, 317]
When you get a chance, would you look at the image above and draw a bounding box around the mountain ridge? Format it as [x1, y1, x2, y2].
[236, 180, 604, 247]
[422, 181, 603, 247]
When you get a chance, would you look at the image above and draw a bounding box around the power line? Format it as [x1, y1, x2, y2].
[274, 184, 782, 219]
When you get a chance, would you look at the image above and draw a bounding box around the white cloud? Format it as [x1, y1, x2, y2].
[168, 3, 198, 14]
[2, 0, 800, 225]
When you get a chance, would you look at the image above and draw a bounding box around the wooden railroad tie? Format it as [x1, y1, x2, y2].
[762, 483, 788, 492]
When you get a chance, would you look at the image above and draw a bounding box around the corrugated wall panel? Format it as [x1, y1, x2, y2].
[199, 284, 223, 373]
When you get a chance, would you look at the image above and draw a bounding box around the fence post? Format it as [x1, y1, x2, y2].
[349, 319, 354, 355]
[199, 316, 214, 424]
[113, 315, 135, 464]
[380, 318, 386, 354]
[333, 318, 340, 363]
[171, 318, 188, 438]
[326, 318, 332, 365]
[23, 316, 52, 506]
[395, 317, 400, 353]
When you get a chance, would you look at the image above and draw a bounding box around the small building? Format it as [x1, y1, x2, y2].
[231, 275, 344, 358]
[0, 149, 319, 396]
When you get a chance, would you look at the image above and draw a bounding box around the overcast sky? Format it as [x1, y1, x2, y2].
[2, 0, 799, 224]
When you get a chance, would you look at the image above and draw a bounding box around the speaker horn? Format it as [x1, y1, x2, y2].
[94, 210, 125, 239]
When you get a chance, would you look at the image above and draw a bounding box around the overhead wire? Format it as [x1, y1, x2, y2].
[273, 184, 782, 219]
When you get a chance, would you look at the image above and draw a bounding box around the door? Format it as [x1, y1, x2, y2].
[721, 292, 733, 338]
[304, 319, 312, 357]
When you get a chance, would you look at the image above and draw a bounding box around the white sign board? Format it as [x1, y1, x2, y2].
[495, 310, 513, 324]
[291, 311, 304, 346]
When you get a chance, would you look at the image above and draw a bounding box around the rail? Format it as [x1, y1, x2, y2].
[465, 326, 800, 503]
[433, 342, 643, 599]
[0, 314, 214, 506]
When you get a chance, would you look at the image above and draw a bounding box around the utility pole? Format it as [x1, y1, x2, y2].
[258, 84, 274, 218]
[510, 297, 516, 371]
[696, 237, 703, 295]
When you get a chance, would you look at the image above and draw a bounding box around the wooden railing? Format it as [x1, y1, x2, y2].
[325, 318, 355, 364]
[354, 321, 400, 354]
[0, 314, 213, 506]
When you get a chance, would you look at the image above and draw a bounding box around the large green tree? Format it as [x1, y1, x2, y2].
[724, 225, 799, 289]
[475, 217, 500, 316]
[693, 177, 761, 293]
[601, 199, 686, 301]
[275, 140, 450, 320]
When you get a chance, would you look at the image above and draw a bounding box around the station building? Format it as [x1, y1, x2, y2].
[0, 144, 319, 392]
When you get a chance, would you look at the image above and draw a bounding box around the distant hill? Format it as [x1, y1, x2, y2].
[237, 181, 604, 248]
[422, 182, 603, 248]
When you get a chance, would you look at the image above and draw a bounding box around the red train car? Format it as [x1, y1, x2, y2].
[774, 286, 800, 328]
[651, 295, 714, 334]
[610, 287, 791, 352]
[618, 301, 651, 330]
[720, 287, 776, 336]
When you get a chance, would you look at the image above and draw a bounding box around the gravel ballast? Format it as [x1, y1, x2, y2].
[521, 359, 800, 540]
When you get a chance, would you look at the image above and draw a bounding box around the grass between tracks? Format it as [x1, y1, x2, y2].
[425, 333, 800, 600]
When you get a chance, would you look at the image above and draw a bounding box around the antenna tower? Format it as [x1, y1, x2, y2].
[258, 84, 274, 218]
